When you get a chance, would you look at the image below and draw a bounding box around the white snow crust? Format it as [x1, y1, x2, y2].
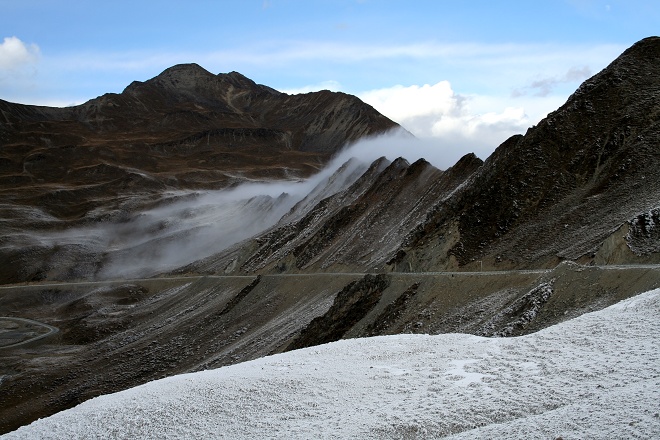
[4, 289, 660, 439]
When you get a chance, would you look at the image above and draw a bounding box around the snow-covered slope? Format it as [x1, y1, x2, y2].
[4, 289, 660, 439]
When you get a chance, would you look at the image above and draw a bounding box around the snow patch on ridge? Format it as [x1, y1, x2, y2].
[4, 289, 660, 439]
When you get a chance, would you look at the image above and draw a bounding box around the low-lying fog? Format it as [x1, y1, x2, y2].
[13, 129, 476, 280]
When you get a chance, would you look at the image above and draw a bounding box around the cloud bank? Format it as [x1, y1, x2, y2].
[263, 70, 586, 168]
[0, 36, 40, 71]
[358, 82, 547, 166]
[19, 154, 373, 280]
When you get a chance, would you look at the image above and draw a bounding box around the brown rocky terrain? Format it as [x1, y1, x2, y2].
[0, 65, 398, 284]
[1, 37, 659, 434]
[0, 64, 396, 190]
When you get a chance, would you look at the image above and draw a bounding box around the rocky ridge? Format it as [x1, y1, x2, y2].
[186, 36, 660, 275]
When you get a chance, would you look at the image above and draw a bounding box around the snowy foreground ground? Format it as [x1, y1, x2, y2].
[4, 289, 660, 439]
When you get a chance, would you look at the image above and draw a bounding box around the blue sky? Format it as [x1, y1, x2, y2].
[1, 0, 658, 165]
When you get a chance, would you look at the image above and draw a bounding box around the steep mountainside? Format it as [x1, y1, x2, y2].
[192, 36, 660, 275]
[0, 64, 396, 191]
[403, 36, 660, 270]
[434, 37, 660, 266]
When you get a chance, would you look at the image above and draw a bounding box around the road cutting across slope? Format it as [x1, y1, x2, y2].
[0, 317, 59, 350]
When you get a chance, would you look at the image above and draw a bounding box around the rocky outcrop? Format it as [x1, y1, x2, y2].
[626, 207, 660, 255]
[286, 274, 390, 350]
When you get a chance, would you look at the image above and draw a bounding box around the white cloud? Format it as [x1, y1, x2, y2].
[0, 36, 40, 70]
[358, 81, 569, 168]
[512, 66, 592, 97]
[359, 82, 521, 151]
[359, 82, 460, 130]
[279, 80, 343, 94]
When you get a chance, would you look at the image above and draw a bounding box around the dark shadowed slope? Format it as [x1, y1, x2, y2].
[403, 36, 660, 271]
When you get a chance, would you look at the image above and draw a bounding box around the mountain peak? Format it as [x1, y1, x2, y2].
[563, 35, 659, 106]
[217, 71, 281, 95]
[222, 70, 255, 85]
[622, 35, 660, 56]
[161, 63, 213, 77]
[121, 63, 214, 95]
[158, 63, 217, 87]
[122, 65, 281, 99]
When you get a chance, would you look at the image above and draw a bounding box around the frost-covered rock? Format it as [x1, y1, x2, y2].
[5, 288, 659, 439]
[627, 207, 660, 255]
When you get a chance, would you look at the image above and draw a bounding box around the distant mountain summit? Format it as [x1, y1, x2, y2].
[0, 66, 398, 283]
[126, 64, 281, 97]
[0, 64, 397, 185]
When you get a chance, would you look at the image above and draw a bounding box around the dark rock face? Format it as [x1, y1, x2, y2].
[286, 274, 390, 350]
[626, 208, 660, 255]
[443, 36, 660, 268]
[361, 282, 420, 337]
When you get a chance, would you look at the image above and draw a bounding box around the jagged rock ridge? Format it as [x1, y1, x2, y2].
[189, 36, 660, 274]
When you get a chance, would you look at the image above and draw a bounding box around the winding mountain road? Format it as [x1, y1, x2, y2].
[0, 264, 658, 291]
[0, 317, 59, 350]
